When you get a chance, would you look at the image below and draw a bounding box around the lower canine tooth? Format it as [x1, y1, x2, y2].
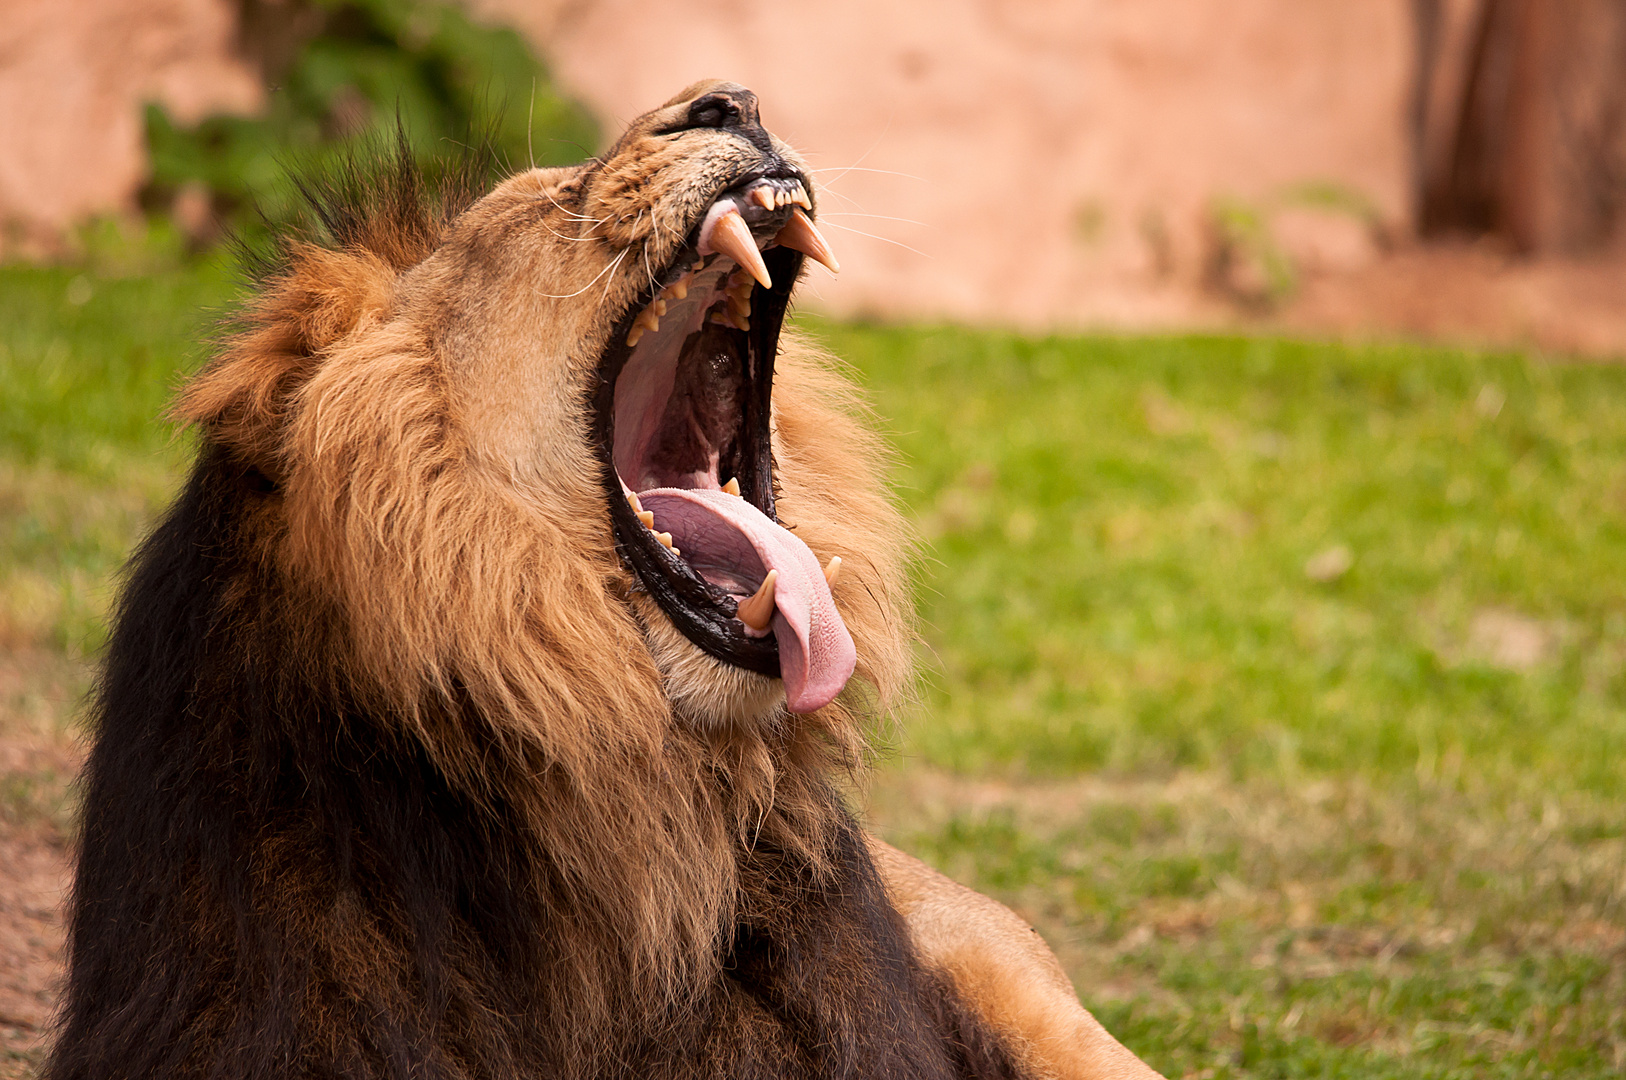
[736, 569, 778, 632]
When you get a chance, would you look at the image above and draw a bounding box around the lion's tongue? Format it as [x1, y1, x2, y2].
[637, 488, 856, 713]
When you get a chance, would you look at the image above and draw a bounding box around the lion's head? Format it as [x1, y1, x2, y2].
[181, 80, 912, 739]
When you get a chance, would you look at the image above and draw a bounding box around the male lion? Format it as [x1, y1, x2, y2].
[51, 82, 1161, 1080]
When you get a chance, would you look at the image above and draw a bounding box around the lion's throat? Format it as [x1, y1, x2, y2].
[637, 488, 857, 712]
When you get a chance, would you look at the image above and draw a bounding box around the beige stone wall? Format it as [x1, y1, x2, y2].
[0, 0, 259, 251]
[475, 0, 1415, 328]
[0, 0, 1415, 329]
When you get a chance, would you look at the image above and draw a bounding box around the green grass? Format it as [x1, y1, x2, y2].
[1, 259, 1623, 1077]
[816, 321, 1626, 797]
[0, 256, 236, 652]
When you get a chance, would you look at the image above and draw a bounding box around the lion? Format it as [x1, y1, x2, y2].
[49, 82, 1162, 1080]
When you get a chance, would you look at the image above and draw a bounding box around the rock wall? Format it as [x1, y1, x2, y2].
[0, 0, 259, 253]
[474, 0, 1415, 327]
[0, 0, 1414, 329]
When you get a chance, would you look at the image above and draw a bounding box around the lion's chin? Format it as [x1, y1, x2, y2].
[632, 593, 788, 728]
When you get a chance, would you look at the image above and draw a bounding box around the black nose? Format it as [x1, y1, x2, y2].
[685, 88, 760, 132]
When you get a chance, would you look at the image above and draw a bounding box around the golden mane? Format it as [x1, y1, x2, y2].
[168, 115, 915, 1047]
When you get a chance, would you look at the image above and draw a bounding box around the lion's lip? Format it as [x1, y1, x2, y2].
[636, 488, 855, 713]
[591, 169, 851, 706]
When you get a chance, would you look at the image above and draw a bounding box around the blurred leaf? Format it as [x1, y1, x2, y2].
[142, 0, 598, 244]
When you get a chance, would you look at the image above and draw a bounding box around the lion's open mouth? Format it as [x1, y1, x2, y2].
[591, 172, 854, 713]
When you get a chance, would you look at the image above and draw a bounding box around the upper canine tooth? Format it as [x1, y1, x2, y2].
[774, 208, 839, 273]
[722, 477, 741, 496]
[703, 207, 773, 290]
[736, 569, 778, 632]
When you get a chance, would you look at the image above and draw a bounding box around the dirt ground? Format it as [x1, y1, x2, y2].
[1275, 241, 1626, 360]
[0, 652, 86, 1079]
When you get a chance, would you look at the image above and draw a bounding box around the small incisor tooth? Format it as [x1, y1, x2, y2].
[626, 492, 643, 513]
[666, 276, 689, 300]
[707, 208, 773, 289]
[774, 208, 839, 273]
[736, 569, 778, 631]
[626, 325, 646, 347]
[751, 186, 776, 210]
[651, 298, 668, 317]
[729, 294, 751, 319]
[637, 308, 661, 332]
[791, 182, 811, 210]
[656, 531, 674, 550]
[636, 510, 655, 529]
[722, 477, 741, 496]
[823, 556, 843, 586]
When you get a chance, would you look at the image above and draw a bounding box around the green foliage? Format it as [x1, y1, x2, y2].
[143, 0, 597, 236]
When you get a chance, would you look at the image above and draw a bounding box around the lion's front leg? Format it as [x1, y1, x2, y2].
[867, 836, 1166, 1080]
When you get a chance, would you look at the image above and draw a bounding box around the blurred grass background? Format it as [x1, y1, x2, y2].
[1, 252, 1621, 1077]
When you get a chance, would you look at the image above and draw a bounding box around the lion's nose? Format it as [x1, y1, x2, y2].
[686, 85, 760, 132]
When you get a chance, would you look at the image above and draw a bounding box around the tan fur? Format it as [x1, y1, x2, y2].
[171, 80, 1153, 1076]
[172, 83, 913, 1055]
[869, 839, 1166, 1080]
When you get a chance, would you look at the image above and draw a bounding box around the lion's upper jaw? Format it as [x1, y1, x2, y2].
[186, 81, 908, 737]
[441, 82, 861, 726]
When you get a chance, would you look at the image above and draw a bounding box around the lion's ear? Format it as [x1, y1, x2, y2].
[176, 246, 396, 475]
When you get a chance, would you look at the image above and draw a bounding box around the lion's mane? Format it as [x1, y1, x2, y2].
[49, 105, 1014, 1080]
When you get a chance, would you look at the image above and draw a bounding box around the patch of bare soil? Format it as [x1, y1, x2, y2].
[0, 650, 88, 1079]
[1276, 242, 1626, 359]
[0, 825, 68, 1078]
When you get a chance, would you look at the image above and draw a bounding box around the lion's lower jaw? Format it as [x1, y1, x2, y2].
[632, 593, 789, 727]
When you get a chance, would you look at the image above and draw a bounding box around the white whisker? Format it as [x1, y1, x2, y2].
[805, 166, 927, 184]
[819, 212, 926, 227]
[818, 220, 930, 258]
[526, 78, 537, 170]
[532, 247, 630, 299]
[538, 185, 607, 226]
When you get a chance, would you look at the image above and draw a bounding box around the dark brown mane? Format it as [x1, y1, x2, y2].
[48, 90, 1015, 1080]
[246, 129, 500, 281]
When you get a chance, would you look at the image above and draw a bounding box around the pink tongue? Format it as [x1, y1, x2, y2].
[637, 488, 856, 713]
